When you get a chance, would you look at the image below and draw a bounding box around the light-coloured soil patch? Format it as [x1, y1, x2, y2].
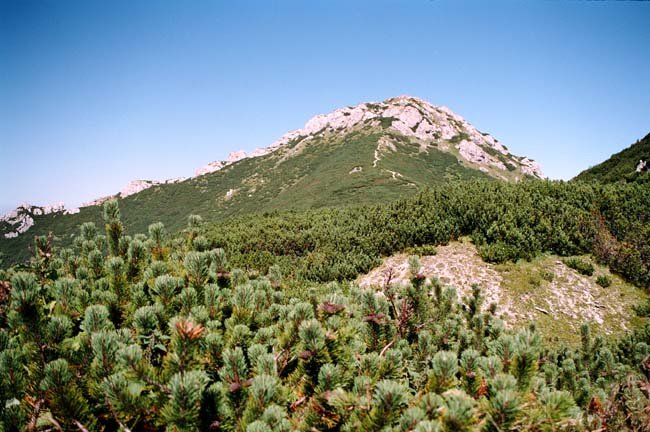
[358, 241, 647, 344]
[359, 241, 510, 313]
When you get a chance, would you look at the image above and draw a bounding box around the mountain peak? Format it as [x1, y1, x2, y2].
[265, 96, 544, 180]
[192, 95, 543, 181]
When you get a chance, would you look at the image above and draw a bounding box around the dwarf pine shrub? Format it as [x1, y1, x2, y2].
[0, 198, 648, 431]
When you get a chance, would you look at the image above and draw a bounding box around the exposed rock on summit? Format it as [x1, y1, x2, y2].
[265, 95, 544, 180]
[119, 178, 186, 198]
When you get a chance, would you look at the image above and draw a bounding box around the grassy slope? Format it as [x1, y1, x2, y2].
[1, 127, 490, 264]
[495, 254, 646, 344]
[574, 132, 650, 183]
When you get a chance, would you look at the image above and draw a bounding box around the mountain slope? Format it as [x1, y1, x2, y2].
[0, 95, 543, 263]
[574, 132, 650, 183]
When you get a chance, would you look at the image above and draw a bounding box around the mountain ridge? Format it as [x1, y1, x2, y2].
[1, 95, 544, 261]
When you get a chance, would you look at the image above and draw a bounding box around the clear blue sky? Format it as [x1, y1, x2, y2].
[1, 0, 649, 214]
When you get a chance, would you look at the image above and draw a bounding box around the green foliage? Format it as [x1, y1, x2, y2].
[564, 257, 595, 276]
[161, 370, 210, 431]
[103, 198, 123, 256]
[406, 244, 438, 256]
[0, 186, 649, 430]
[205, 181, 649, 287]
[539, 268, 554, 282]
[3, 176, 650, 291]
[596, 274, 612, 288]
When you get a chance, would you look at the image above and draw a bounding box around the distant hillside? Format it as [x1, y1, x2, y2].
[574, 132, 650, 183]
[1, 96, 544, 264]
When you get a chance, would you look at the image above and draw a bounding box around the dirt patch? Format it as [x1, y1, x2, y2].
[359, 241, 515, 319]
[358, 241, 647, 344]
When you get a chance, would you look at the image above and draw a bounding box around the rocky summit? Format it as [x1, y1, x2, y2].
[266, 95, 543, 179]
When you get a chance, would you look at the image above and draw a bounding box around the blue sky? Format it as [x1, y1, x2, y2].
[1, 0, 649, 214]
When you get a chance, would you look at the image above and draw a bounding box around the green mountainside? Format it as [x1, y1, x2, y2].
[574, 132, 650, 183]
[0, 96, 544, 264]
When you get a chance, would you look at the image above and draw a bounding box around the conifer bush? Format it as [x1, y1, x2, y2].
[206, 180, 650, 288]
[0, 198, 648, 431]
[564, 257, 595, 276]
[596, 275, 612, 288]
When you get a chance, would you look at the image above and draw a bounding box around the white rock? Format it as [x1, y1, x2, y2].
[519, 158, 545, 178]
[250, 147, 271, 157]
[119, 180, 159, 198]
[193, 149, 267, 179]
[383, 105, 422, 129]
[457, 140, 506, 171]
[194, 160, 228, 177]
[43, 202, 65, 214]
[81, 195, 112, 208]
[118, 177, 187, 198]
[270, 130, 304, 149]
[225, 188, 237, 200]
[222, 95, 543, 180]
[227, 150, 248, 163]
[165, 177, 187, 184]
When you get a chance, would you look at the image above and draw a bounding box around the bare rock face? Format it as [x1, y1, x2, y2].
[189, 95, 544, 182]
[118, 177, 187, 199]
[1, 205, 34, 239]
[120, 180, 158, 198]
[194, 160, 228, 177]
[81, 195, 112, 208]
[1, 202, 77, 238]
[193, 150, 260, 178]
[227, 150, 247, 163]
[457, 140, 506, 170]
[520, 158, 544, 178]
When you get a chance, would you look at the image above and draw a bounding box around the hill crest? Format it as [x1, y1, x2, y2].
[1, 95, 543, 242]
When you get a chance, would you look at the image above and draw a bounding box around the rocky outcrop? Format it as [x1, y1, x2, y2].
[520, 158, 544, 178]
[120, 180, 159, 198]
[194, 160, 228, 177]
[193, 150, 264, 177]
[118, 177, 185, 198]
[81, 196, 112, 208]
[457, 140, 506, 170]
[1, 202, 78, 238]
[1, 205, 34, 239]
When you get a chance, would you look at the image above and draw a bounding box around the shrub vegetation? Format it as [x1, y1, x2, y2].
[564, 258, 595, 277]
[0, 199, 649, 431]
[596, 275, 612, 288]
[209, 181, 650, 288]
